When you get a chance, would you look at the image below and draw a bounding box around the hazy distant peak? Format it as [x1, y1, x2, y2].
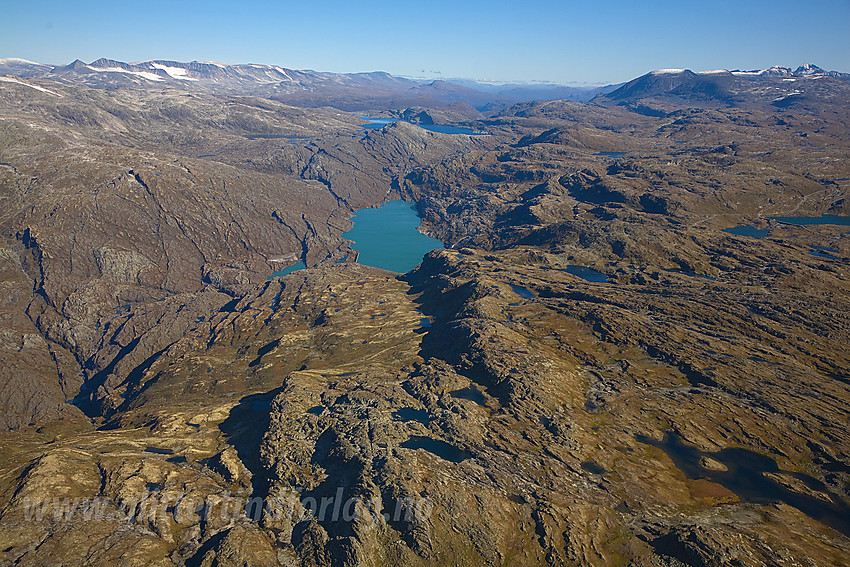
[650, 68, 689, 75]
[794, 63, 825, 76]
[0, 57, 49, 66]
[728, 64, 845, 79]
[0, 58, 55, 78]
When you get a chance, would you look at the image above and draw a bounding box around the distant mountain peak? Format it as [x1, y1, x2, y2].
[0, 58, 55, 78]
[794, 63, 825, 76]
[649, 68, 689, 75]
[596, 62, 850, 107]
[0, 57, 49, 66]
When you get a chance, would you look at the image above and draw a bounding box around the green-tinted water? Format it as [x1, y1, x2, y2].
[343, 200, 443, 273]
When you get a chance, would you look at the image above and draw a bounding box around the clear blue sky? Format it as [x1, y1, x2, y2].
[2, 0, 848, 84]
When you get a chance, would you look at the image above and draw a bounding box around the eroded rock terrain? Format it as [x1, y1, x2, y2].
[0, 65, 849, 565]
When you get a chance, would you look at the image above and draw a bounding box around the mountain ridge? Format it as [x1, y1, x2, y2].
[0, 57, 613, 112]
[594, 62, 850, 109]
[4, 57, 849, 113]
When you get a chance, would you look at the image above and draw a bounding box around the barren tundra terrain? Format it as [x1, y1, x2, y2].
[0, 61, 848, 566]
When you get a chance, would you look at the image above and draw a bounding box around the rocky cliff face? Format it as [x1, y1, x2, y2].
[0, 66, 849, 565]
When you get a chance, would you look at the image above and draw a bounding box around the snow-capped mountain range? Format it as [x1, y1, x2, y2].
[647, 63, 848, 79]
[732, 63, 849, 78]
[2, 58, 848, 112]
[593, 62, 850, 109]
[0, 57, 411, 89]
[0, 57, 616, 111]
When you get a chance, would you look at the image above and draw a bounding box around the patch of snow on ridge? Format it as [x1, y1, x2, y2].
[150, 62, 198, 80]
[273, 66, 293, 81]
[650, 69, 686, 75]
[0, 58, 49, 66]
[773, 91, 802, 103]
[85, 66, 164, 81]
[698, 69, 728, 74]
[760, 66, 793, 76]
[0, 76, 62, 96]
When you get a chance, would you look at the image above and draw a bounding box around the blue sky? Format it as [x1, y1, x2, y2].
[1, 0, 848, 84]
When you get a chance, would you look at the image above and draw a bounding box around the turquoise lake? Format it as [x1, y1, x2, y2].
[343, 200, 443, 272]
[269, 261, 307, 278]
[269, 200, 443, 278]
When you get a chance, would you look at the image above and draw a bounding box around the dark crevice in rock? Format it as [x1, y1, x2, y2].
[74, 336, 141, 418]
[218, 389, 281, 512]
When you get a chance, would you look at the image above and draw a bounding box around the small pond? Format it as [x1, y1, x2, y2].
[722, 225, 772, 238]
[560, 265, 609, 283]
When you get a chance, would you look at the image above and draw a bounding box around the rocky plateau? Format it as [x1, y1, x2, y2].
[0, 61, 848, 566]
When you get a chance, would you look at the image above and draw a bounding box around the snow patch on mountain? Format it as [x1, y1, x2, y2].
[150, 62, 198, 81]
[85, 66, 164, 81]
[0, 76, 62, 96]
[272, 66, 293, 81]
[0, 58, 50, 66]
[794, 63, 825, 76]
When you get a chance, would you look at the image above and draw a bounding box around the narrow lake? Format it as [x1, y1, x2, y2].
[720, 215, 850, 240]
[343, 200, 443, 273]
[594, 151, 627, 158]
[361, 117, 487, 136]
[768, 214, 850, 226]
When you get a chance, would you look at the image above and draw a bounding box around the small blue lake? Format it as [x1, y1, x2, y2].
[809, 247, 842, 260]
[594, 151, 627, 158]
[509, 284, 536, 299]
[343, 200, 443, 273]
[721, 215, 850, 239]
[560, 266, 608, 283]
[270, 260, 307, 279]
[722, 225, 772, 238]
[362, 118, 396, 129]
[769, 214, 850, 226]
[810, 250, 840, 259]
[361, 117, 486, 136]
